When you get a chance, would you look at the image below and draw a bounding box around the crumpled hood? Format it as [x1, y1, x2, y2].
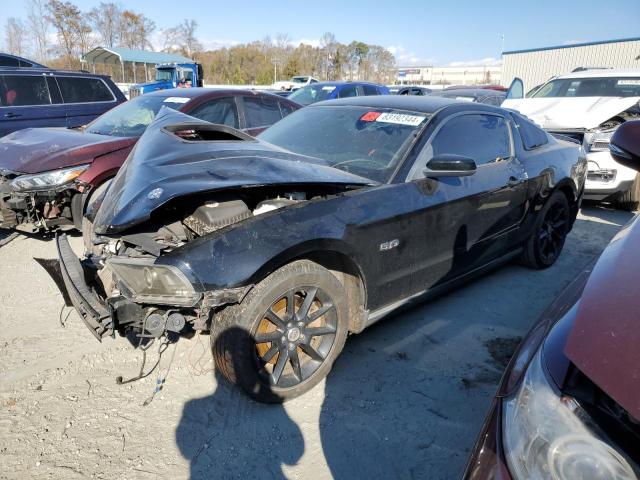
[565, 214, 640, 421]
[502, 97, 640, 130]
[0, 128, 137, 174]
[93, 107, 372, 234]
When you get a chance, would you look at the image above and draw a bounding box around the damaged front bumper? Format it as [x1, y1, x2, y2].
[53, 234, 251, 341]
[0, 186, 77, 230]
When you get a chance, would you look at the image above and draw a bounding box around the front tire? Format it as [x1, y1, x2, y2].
[520, 191, 571, 269]
[211, 260, 349, 403]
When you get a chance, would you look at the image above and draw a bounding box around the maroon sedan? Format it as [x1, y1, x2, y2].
[465, 121, 640, 479]
[0, 88, 300, 231]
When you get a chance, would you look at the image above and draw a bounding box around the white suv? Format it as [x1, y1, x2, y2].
[503, 69, 640, 210]
[272, 76, 319, 91]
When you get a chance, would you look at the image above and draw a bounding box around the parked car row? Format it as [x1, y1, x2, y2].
[1, 56, 639, 479]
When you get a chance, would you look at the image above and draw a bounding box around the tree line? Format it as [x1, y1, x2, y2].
[3, 1, 397, 85]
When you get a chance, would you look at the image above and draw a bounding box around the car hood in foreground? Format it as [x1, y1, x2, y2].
[502, 97, 640, 130]
[93, 107, 373, 235]
[0, 127, 137, 174]
[565, 214, 640, 421]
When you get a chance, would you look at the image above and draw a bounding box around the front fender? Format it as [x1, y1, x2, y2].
[156, 199, 361, 291]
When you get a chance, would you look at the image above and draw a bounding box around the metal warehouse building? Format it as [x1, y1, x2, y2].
[502, 37, 640, 90]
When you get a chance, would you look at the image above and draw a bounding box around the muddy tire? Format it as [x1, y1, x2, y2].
[210, 260, 349, 403]
[520, 191, 570, 269]
[614, 173, 640, 212]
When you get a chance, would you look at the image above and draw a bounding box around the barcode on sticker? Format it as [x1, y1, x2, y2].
[375, 112, 425, 126]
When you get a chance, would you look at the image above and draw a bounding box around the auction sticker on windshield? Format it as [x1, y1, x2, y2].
[163, 97, 191, 103]
[375, 112, 426, 126]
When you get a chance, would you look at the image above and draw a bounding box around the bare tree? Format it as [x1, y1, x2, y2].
[163, 19, 202, 58]
[320, 32, 336, 80]
[119, 10, 155, 50]
[46, 0, 92, 67]
[90, 2, 122, 47]
[27, 0, 50, 64]
[4, 18, 29, 57]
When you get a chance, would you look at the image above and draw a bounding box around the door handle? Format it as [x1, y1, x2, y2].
[4, 112, 22, 119]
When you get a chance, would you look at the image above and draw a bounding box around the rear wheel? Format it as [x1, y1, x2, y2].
[211, 260, 349, 403]
[614, 173, 640, 212]
[520, 191, 570, 269]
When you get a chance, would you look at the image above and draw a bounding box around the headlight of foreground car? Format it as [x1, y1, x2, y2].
[503, 348, 636, 480]
[10, 164, 90, 192]
[107, 259, 201, 307]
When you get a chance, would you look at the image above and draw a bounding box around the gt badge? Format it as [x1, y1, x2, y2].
[379, 239, 400, 251]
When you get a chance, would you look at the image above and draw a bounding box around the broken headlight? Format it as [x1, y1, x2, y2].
[107, 258, 201, 307]
[10, 164, 90, 192]
[589, 127, 617, 152]
[503, 348, 636, 480]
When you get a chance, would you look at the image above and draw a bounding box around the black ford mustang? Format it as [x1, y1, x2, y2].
[54, 96, 587, 402]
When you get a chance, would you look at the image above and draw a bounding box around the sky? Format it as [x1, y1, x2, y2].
[2, 0, 639, 66]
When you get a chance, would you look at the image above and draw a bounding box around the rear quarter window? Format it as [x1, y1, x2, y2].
[510, 113, 549, 150]
[56, 76, 115, 103]
[243, 95, 282, 128]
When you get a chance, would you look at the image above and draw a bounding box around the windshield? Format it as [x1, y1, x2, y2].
[259, 105, 428, 182]
[288, 84, 337, 105]
[156, 68, 174, 82]
[292, 76, 308, 83]
[532, 77, 640, 98]
[85, 95, 190, 137]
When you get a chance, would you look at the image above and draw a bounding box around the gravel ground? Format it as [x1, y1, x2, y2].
[0, 205, 634, 480]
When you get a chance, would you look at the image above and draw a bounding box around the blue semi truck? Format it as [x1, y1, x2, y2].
[129, 62, 204, 97]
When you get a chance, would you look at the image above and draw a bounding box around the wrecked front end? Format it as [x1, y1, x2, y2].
[0, 165, 89, 230]
[54, 107, 370, 343]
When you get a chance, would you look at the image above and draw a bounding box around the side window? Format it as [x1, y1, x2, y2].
[0, 55, 20, 67]
[510, 113, 548, 150]
[278, 101, 297, 118]
[362, 84, 379, 96]
[338, 85, 359, 98]
[0, 75, 51, 106]
[310, 79, 318, 84]
[189, 97, 239, 128]
[56, 77, 114, 103]
[243, 95, 282, 128]
[429, 114, 512, 165]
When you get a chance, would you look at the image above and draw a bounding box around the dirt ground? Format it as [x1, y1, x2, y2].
[0, 205, 634, 480]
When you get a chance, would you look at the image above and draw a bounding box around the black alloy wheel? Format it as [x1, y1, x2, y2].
[254, 287, 337, 388]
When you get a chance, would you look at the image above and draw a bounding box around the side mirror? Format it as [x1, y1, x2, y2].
[505, 77, 524, 100]
[424, 154, 477, 177]
[610, 120, 640, 172]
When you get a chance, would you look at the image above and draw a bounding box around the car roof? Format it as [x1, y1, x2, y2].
[0, 67, 112, 79]
[304, 81, 386, 88]
[558, 68, 640, 79]
[312, 95, 460, 113]
[145, 87, 283, 99]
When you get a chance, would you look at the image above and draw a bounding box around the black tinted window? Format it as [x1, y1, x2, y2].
[431, 114, 511, 165]
[510, 113, 548, 150]
[338, 85, 359, 98]
[56, 77, 114, 103]
[189, 97, 238, 128]
[243, 95, 281, 128]
[0, 55, 20, 67]
[0, 75, 51, 106]
[362, 84, 379, 96]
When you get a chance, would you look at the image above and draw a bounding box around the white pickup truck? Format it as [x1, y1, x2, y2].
[272, 76, 319, 91]
[503, 69, 640, 210]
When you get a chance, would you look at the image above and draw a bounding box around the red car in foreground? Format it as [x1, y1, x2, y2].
[0, 88, 300, 231]
[465, 121, 640, 479]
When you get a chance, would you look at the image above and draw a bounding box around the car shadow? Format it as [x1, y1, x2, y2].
[175, 327, 304, 479]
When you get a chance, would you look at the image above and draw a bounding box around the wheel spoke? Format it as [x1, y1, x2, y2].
[271, 349, 289, 385]
[297, 287, 318, 321]
[306, 326, 336, 337]
[255, 331, 283, 343]
[264, 309, 286, 330]
[306, 303, 334, 324]
[285, 290, 295, 320]
[261, 344, 279, 363]
[289, 349, 303, 381]
[300, 343, 325, 362]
